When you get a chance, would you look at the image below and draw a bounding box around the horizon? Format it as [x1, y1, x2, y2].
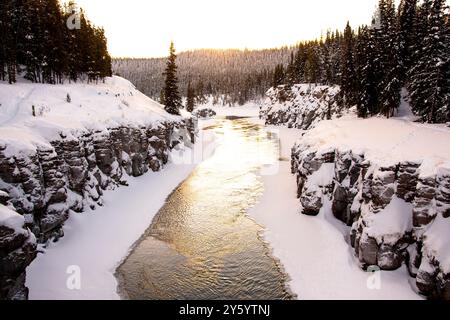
[61, 0, 383, 58]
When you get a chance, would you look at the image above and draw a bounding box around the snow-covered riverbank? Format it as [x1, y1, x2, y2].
[248, 125, 421, 299]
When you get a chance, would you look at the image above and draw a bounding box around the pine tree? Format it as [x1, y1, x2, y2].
[398, 0, 418, 77]
[272, 64, 285, 87]
[162, 42, 182, 115]
[355, 26, 379, 117]
[340, 22, 357, 106]
[378, 0, 402, 117]
[408, 0, 449, 123]
[305, 45, 320, 84]
[186, 81, 195, 112]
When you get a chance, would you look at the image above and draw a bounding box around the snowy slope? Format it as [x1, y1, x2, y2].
[0, 76, 180, 156]
[297, 114, 450, 176]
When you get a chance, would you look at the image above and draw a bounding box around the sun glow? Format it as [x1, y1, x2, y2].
[61, 0, 381, 58]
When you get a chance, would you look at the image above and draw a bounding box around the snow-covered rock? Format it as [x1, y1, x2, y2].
[291, 117, 450, 299]
[0, 76, 195, 299]
[260, 84, 343, 129]
[192, 108, 217, 119]
[0, 204, 37, 300]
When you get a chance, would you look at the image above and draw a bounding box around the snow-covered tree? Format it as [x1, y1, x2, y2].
[408, 0, 449, 123]
[163, 42, 182, 115]
[340, 22, 358, 107]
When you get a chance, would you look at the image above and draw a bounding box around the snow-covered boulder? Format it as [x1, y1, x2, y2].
[192, 108, 217, 119]
[291, 116, 450, 299]
[0, 204, 37, 300]
[260, 84, 343, 129]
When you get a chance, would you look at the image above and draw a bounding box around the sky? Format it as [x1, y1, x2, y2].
[62, 0, 382, 58]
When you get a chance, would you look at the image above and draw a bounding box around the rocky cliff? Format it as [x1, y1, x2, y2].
[0, 76, 196, 299]
[291, 118, 450, 299]
[260, 84, 342, 129]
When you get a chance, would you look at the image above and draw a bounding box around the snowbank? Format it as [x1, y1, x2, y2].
[297, 115, 450, 176]
[0, 76, 180, 157]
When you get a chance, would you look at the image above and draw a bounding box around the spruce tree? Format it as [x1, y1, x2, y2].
[378, 0, 402, 117]
[163, 42, 182, 115]
[272, 64, 285, 87]
[340, 22, 357, 106]
[398, 0, 418, 77]
[355, 26, 379, 117]
[408, 0, 449, 123]
[305, 45, 320, 84]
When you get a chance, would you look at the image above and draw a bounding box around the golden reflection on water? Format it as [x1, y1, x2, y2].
[117, 119, 292, 300]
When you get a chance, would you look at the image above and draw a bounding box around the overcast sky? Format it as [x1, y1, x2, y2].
[63, 0, 383, 58]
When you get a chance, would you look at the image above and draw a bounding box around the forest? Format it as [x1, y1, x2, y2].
[0, 0, 112, 84]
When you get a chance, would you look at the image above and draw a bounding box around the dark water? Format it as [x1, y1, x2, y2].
[116, 119, 293, 300]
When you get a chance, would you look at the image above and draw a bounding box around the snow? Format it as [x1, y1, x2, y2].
[261, 84, 342, 129]
[305, 163, 335, 189]
[0, 203, 25, 233]
[26, 160, 198, 300]
[423, 213, 450, 274]
[0, 76, 181, 157]
[365, 197, 413, 245]
[247, 126, 421, 300]
[297, 115, 450, 176]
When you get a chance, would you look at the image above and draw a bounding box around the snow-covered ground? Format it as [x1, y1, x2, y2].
[248, 126, 422, 300]
[297, 114, 450, 177]
[0, 76, 179, 156]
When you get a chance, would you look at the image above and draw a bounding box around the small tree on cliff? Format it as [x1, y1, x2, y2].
[163, 42, 182, 115]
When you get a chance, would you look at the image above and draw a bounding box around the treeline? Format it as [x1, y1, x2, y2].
[0, 0, 112, 84]
[113, 48, 293, 106]
[274, 0, 449, 123]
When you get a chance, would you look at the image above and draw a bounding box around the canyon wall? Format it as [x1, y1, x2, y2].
[291, 145, 450, 299]
[260, 84, 342, 129]
[0, 118, 195, 299]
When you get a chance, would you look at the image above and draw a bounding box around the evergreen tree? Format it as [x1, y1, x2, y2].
[398, 0, 418, 76]
[340, 22, 357, 106]
[408, 0, 449, 122]
[305, 45, 320, 84]
[355, 26, 379, 117]
[273, 64, 285, 87]
[186, 81, 195, 112]
[162, 42, 182, 115]
[378, 0, 402, 117]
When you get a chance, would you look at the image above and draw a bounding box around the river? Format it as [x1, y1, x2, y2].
[116, 118, 293, 300]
